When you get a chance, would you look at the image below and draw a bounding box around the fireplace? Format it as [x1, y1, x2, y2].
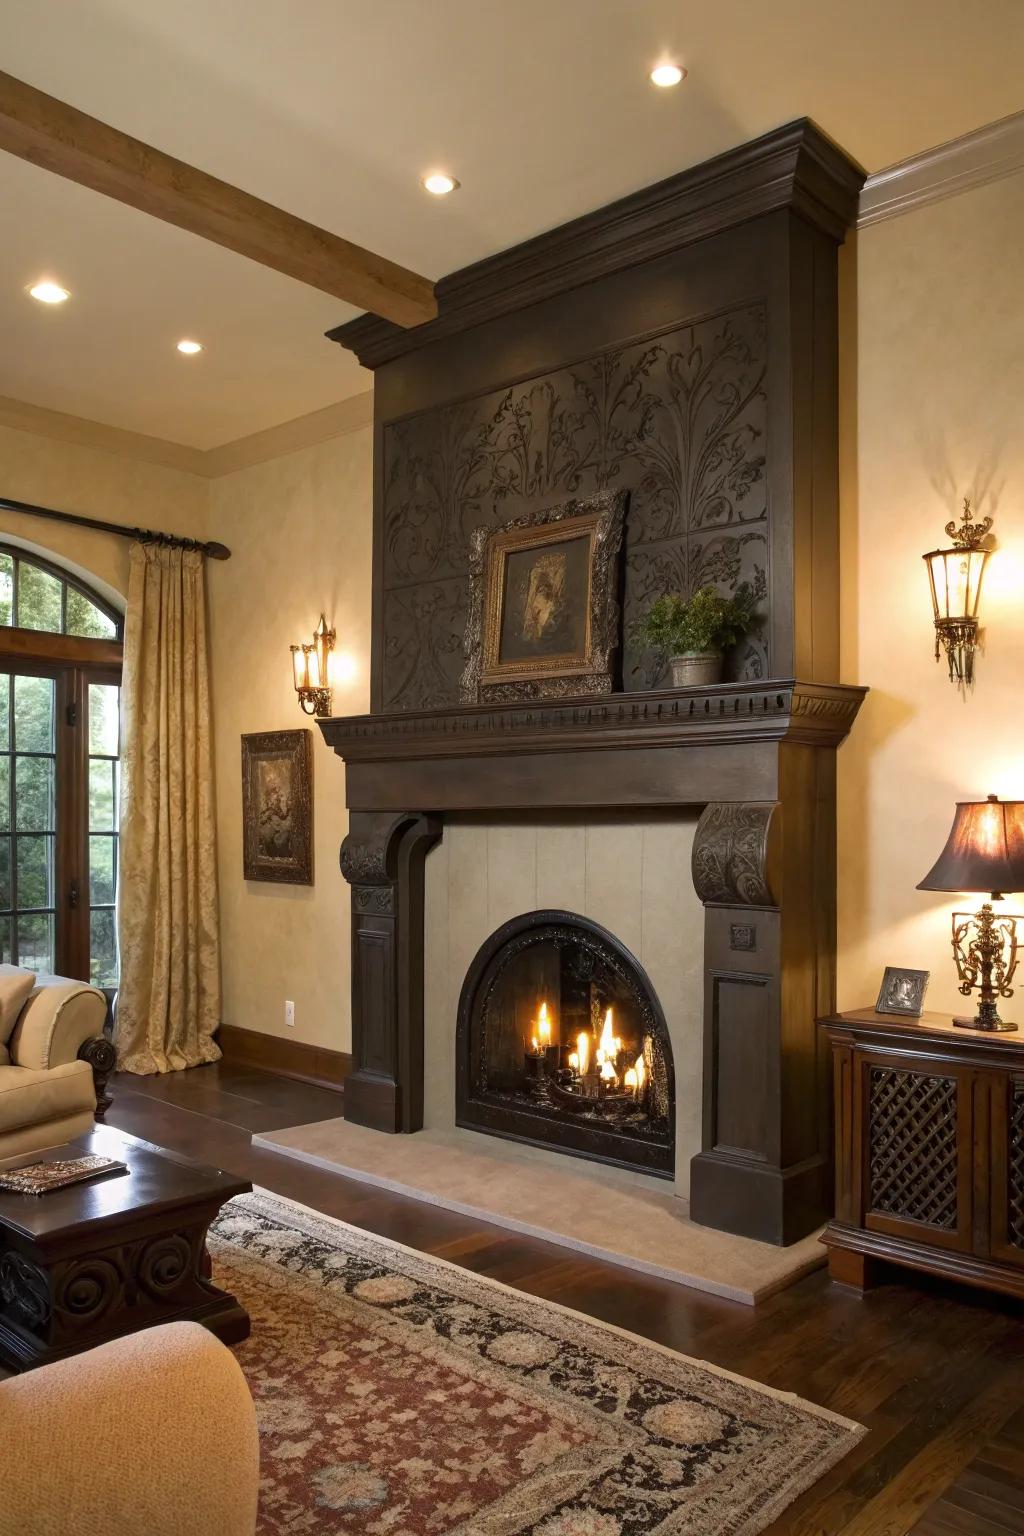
[456, 910, 674, 1177]
[324, 122, 870, 1243]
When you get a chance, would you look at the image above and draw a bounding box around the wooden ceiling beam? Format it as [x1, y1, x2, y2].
[0, 70, 437, 328]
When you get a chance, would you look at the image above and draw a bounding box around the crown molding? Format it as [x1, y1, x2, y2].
[858, 110, 1024, 228]
[0, 390, 373, 479]
[328, 118, 865, 370]
[0, 393, 206, 475]
[202, 392, 373, 477]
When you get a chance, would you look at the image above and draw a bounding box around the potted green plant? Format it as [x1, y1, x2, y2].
[633, 583, 760, 687]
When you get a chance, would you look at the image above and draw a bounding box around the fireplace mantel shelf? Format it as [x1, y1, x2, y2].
[320, 679, 867, 766]
[321, 679, 866, 817]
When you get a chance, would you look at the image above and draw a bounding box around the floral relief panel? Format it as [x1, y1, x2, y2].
[381, 303, 768, 710]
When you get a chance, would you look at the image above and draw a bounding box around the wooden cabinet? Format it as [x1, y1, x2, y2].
[822, 1009, 1024, 1299]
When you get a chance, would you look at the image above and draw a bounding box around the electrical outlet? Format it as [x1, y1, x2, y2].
[284, 1000, 295, 1028]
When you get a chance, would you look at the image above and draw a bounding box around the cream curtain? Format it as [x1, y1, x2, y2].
[115, 543, 222, 1074]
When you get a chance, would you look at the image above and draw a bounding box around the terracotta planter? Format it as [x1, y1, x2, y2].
[669, 651, 722, 688]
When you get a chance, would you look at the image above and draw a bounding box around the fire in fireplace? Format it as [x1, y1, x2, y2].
[456, 910, 674, 1176]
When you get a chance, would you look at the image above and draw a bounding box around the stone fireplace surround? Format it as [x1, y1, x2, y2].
[430, 816, 698, 1186]
[322, 118, 869, 1246]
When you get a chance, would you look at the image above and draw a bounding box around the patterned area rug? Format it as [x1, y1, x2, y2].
[209, 1191, 863, 1535]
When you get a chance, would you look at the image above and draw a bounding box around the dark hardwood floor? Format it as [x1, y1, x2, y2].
[109, 1061, 1024, 1536]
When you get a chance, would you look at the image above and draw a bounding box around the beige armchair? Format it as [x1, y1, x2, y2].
[0, 1321, 260, 1536]
[0, 966, 112, 1161]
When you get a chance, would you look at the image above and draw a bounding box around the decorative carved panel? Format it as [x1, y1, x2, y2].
[868, 1067, 959, 1230]
[381, 304, 768, 709]
[1009, 1083, 1024, 1249]
[691, 802, 777, 907]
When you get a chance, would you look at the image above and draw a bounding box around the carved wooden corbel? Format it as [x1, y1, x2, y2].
[691, 802, 779, 907]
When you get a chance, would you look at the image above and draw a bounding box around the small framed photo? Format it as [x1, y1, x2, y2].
[875, 966, 930, 1017]
[241, 730, 313, 885]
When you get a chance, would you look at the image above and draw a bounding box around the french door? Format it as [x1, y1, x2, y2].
[0, 660, 121, 984]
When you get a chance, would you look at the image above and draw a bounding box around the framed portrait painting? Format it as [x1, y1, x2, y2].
[241, 729, 313, 885]
[461, 489, 628, 702]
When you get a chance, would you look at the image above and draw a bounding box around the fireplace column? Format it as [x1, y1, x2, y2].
[339, 811, 442, 1132]
[689, 744, 836, 1245]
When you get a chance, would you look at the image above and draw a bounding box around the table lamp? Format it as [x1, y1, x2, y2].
[917, 794, 1024, 1032]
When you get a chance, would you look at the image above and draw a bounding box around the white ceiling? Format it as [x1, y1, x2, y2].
[2, 0, 1021, 450]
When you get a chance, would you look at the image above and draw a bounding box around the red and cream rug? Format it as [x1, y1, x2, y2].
[209, 1191, 863, 1535]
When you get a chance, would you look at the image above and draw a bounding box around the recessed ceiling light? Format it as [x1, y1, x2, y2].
[422, 172, 460, 196]
[650, 63, 686, 88]
[28, 280, 70, 304]
[176, 339, 203, 355]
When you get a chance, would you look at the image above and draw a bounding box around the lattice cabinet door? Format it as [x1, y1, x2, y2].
[989, 1073, 1024, 1270]
[858, 1052, 975, 1253]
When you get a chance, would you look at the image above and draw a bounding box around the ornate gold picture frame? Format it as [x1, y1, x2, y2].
[241, 729, 313, 885]
[461, 490, 628, 702]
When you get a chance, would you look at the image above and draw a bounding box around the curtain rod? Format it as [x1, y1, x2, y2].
[0, 495, 231, 560]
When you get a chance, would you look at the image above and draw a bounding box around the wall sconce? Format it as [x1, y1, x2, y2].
[290, 613, 335, 717]
[917, 793, 1024, 1031]
[923, 498, 992, 686]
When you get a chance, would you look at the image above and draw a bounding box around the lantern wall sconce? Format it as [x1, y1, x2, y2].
[290, 613, 335, 717]
[923, 498, 993, 687]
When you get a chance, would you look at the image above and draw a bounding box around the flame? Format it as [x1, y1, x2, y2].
[529, 1035, 540, 1055]
[600, 1059, 615, 1082]
[568, 1051, 579, 1070]
[635, 1053, 646, 1094]
[576, 1031, 590, 1076]
[537, 1001, 552, 1048]
[599, 1008, 616, 1060]
[624, 1067, 638, 1091]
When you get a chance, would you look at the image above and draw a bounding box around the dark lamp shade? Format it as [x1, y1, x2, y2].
[917, 796, 1024, 895]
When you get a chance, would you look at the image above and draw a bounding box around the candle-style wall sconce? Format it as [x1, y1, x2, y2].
[922, 498, 993, 687]
[290, 613, 335, 717]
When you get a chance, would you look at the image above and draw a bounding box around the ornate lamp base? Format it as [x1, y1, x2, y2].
[951, 905, 1021, 1033]
[953, 1012, 1018, 1033]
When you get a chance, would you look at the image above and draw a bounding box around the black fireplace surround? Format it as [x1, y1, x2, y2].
[456, 911, 675, 1177]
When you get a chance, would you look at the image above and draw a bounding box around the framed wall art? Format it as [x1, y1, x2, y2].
[460, 489, 628, 703]
[241, 729, 313, 885]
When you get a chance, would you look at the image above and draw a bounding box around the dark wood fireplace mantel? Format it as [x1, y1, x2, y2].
[321, 679, 865, 813]
[321, 678, 865, 1246]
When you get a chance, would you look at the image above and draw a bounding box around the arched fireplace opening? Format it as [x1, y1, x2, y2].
[456, 910, 675, 1177]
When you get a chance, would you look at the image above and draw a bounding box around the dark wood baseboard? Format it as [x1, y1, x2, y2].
[216, 1024, 351, 1095]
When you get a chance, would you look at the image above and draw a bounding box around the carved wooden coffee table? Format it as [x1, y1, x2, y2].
[0, 1125, 251, 1371]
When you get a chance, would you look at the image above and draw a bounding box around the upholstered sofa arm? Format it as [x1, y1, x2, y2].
[0, 1322, 260, 1536]
[8, 978, 107, 1072]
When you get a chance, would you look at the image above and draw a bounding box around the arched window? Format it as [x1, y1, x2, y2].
[0, 545, 123, 989]
[0, 545, 122, 641]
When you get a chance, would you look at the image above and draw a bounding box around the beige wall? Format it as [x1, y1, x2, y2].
[837, 171, 1024, 1014]
[0, 422, 208, 605]
[423, 815, 704, 1193]
[207, 427, 372, 1053]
